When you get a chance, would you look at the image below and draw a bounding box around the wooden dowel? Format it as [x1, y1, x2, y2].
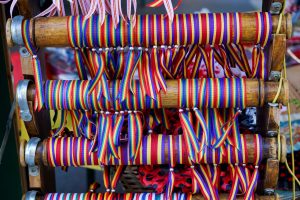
[25, 79, 289, 108]
[23, 192, 279, 200]
[6, 13, 292, 47]
[20, 134, 286, 167]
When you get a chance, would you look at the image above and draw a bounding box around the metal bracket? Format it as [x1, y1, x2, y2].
[270, 2, 282, 14]
[269, 71, 281, 81]
[268, 102, 279, 107]
[264, 188, 275, 195]
[25, 137, 40, 176]
[11, 15, 24, 46]
[25, 191, 38, 200]
[266, 130, 278, 137]
[19, 47, 30, 58]
[16, 80, 32, 122]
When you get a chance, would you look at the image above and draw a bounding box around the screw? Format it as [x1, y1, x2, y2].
[270, 2, 282, 14]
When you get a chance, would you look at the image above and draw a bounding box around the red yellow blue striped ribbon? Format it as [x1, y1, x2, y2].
[166, 134, 176, 199]
[46, 134, 261, 166]
[44, 192, 191, 200]
[21, 19, 44, 111]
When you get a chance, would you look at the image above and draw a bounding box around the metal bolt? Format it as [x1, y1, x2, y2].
[270, 2, 282, 14]
[19, 47, 30, 57]
[267, 131, 278, 137]
[264, 188, 275, 195]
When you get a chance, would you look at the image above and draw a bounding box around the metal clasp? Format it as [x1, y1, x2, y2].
[11, 15, 24, 46]
[25, 191, 38, 200]
[269, 71, 281, 81]
[25, 137, 40, 176]
[270, 2, 282, 14]
[16, 80, 32, 122]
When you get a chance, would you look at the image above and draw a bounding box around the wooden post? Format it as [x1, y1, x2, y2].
[268, 34, 286, 80]
[256, 105, 280, 136]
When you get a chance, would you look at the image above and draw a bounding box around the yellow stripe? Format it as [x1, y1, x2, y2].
[198, 14, 202, 44]
[147, 135, 151, 164]
[220, 14, 224, 44]
[212, 14, 217, 44]
[157, 135, 162, 164]
[206, 13, 209, 44]
[175, 15, 180, 45]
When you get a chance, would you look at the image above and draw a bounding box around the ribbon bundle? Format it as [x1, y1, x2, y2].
[44, 78, 246, 111]
[44, 192, 191, 200]
[46, 134, 262, 199]
[47, 134, 260, 166]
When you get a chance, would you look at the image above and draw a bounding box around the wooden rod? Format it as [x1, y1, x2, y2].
[7, 13, 292, 47]
[25, 79, 289, 108]
[19, 134, 286, 167]
[23, 192, 279, 200]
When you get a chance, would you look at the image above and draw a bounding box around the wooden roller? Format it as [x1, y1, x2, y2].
[19, 134, 287, 167]
[22, 192, 280, 200]
[25, 79, 289, 108]
[6, 13, 292, 47]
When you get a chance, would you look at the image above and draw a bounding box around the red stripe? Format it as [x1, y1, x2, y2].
[151, 134, 158, 164]
[150, 15, 155, 45]
[215, 14, 221, 44]
[173, 15, 178, 44]
[63, 138, 68, 166]
[56, 138, 62, 166]
[229, 13, 233, 43]
[201, 14, 207, 44]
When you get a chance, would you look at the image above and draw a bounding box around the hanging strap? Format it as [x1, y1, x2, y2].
[21, 19, 45, 111]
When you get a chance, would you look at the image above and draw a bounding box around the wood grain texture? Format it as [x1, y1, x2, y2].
[6, 13, 292, 47]
[262, 159, 279, 191]
[268, 34, 286, 74]
[257, 106, 280, 136]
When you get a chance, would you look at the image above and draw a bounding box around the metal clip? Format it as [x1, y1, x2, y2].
[25, 191, 38, 200]
[268, 102, 279, 107]
[11, 15, 24, 46]
[264, 188, 275, 195]
[266, 130, 278, 137]
[16, 80, 32, 122]
[270, 2, 282, 14]
[25, 137, 41, 176]
[269, 71, 281, 81]
[19, 47, 30, 58]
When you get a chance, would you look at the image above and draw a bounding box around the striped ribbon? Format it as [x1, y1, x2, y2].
[44, 192, 191, 200]
[44, 78, 246, 111]
[66, 13, 271, 48]
[46, 134, 261, 166]
[103, 166, 111, 192]
[166, 135, 176, 199]
[21, 19, 44, 111]
[178, 78, 246, 109]
[251, 12, 272, 80]
[244, 134, 262, 200]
